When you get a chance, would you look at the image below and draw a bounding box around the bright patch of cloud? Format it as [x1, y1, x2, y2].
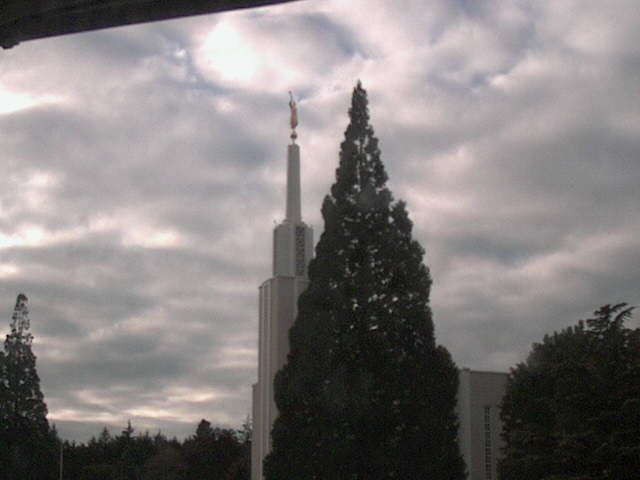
[50, 410, 123, 424]
[199, 21, 259, 83]
[166, 387, 228, 404]
[0, 87, 66, 114]
[0, 263, 19, 277]
[0, 223, 97, 249]
[215, 345, 256, 369]
[122, 227, 185, 249]
[0, 225, 46, 248]
[0, 88, 39, 114]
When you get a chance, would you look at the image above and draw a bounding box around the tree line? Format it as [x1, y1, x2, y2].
[60, 418, 249, 480]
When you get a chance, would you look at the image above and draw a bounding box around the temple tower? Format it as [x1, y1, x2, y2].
[251, 95, 313, 480]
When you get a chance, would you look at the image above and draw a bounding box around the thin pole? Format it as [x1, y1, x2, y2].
[59, 441, 63, 480]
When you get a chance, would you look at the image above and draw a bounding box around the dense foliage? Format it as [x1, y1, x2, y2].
[0, 294, 58, 480]
[500, 303, 640, 480]
[60, 419, 250, 480]
[264, 82, 465, 480]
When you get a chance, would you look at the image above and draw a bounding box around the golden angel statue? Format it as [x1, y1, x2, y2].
[289, 91, 298, 141]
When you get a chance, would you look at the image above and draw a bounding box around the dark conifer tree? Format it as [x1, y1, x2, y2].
[182, 419, 245, 480]
[264, 82, 465, 480]
[0, 293, 57, 479]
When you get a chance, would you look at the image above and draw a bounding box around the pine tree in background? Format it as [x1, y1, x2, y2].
[0, 293, 57, 479]
[265, 82, 465, 479]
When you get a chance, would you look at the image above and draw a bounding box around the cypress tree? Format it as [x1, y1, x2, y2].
[264, 82, 465, 480]
[0, 293, 57, 479]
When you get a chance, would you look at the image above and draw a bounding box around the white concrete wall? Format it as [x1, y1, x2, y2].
[252, 215, 313, 480]
[457, 369, 508, 480]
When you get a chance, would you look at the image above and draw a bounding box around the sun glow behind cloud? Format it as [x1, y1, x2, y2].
[199, 21, 259, 84]
[0, 88, 39, 114]
[195, 16, 311, 91]
[0, 86, 67, 114]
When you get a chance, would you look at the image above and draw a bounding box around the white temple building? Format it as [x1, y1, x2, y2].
[457, 368, 508, 480]
[250, 100, 508, 480]
[251, 96, 313, 480]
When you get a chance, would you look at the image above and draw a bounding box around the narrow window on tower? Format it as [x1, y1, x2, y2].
[484, 406, 492, 479]
[295, 226, 305, 276]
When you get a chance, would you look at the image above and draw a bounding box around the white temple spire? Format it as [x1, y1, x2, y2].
[285, 144, 301, 223]
[286, 93, 301, 223]
[251, 94, 313, 480]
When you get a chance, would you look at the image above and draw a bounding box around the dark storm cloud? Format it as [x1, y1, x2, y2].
[1, 0, 638, 442]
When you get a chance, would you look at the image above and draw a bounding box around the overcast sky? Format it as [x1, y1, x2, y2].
[1, 0, 638, 442]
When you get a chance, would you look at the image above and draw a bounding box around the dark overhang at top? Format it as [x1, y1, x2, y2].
[0, 0, 300, 49]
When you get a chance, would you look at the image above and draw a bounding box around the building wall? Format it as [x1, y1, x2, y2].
[252, 213, 312, 480]
[457, 369, 508, 480]
[252, 275, 310, 480]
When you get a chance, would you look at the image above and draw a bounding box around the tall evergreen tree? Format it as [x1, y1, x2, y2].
[0, 293, 57, 479]
[264, 82, 465, 480]
[500, 303, 640, 480]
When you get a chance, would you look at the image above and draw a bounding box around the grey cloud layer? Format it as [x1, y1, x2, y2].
[1, 0, 638, 441]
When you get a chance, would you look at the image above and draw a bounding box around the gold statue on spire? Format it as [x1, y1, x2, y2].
[289, 91, 298, 142]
